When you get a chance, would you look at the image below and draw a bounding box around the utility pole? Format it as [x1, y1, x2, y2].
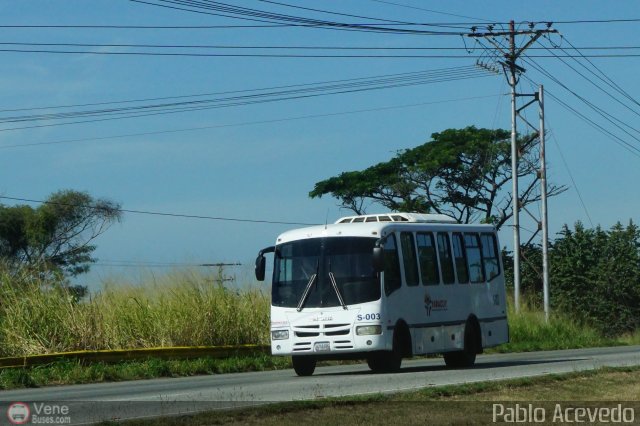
[507, 21, 522, 313]
[539, 85, 550, 322]
[468, 21, 556, 315]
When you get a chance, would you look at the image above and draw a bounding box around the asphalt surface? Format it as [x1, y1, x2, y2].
[1, 346, 638, 424]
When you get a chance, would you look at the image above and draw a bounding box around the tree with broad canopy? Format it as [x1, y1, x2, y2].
[309, 126, 566, 230]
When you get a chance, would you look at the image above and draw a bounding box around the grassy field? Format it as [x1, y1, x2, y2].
[0, 269, 270, 357]
[102, 366, 640, 426]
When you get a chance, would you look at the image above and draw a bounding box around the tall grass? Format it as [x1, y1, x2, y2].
[493, 297, 640, 353]
[2, 268, 639, 359]
[0, 269, 270, 357]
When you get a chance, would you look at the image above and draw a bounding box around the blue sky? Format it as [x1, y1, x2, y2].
[0, 1, 638, 288]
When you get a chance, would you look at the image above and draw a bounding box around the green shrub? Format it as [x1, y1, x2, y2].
[551, 222, 640, 337]
[503, 221, 640, 338]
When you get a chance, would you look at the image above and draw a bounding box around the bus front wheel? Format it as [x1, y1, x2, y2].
[292, 355, 316, 376]
[367, 328, 405, 373]
[366, 350, 401, 373]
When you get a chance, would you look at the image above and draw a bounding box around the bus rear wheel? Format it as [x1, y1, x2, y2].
[444, 320, 479, 368]
[292, 356, 316, 376]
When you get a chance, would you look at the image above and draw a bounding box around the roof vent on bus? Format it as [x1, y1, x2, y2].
[335, 213, 458, 224]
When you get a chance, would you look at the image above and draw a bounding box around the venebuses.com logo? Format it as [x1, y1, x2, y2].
[6, 402, 72, 425]
[7, 402, 30, 425]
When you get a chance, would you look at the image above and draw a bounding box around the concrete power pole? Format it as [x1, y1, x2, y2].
[468, 21, 556, 314]
[539, 85, 550, 322]
[507, 21, 522, 313]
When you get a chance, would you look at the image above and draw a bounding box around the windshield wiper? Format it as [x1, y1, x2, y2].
[296, 260, 318, 312]
[328, 260, 347, 310]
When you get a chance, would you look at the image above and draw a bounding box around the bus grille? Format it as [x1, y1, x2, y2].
[290, 323, 354, 351]
[293, 342, 312, 352]
[293, 323, 351, 338]
[333, 340, 354, 349]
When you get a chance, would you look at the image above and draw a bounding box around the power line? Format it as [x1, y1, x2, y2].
[1, 66, 486, 121]
[0, 196, 321, 226]
[550, 18, 640, 24]
[548, 130, 595, 228]
[128, 0, 467, 35]
[4, 41, 634, 116]
[254, 0, 421, 26]
[0, 23, 499, 30]
[2, 47, 639, 58]
[466, 27, 640, 157]
[2, 41, 639, 51]
[0, 67, 494, 131]
[0, 49, 489, 57]
[536, 38, 640, 124]
[0, 70, 488, 131]
[366, 0, 491, 22]
[522, 75, 640, 158]
[0, 23, 298, 29]
[521, 78, 595, 228]
[1, 18, 638, 31]
[522, 55, 640, 148]
[0, 93, 504, 150]
[0, 66, 483, 113]
[555, 35, 640, 109]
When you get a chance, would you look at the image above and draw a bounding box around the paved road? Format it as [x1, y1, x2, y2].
[1, 346, 638, 424]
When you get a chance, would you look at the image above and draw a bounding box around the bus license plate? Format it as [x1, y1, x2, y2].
[314, 342, 330, 352]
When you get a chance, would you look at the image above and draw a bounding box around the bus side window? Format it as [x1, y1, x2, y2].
[481, 233, 501, 281]
[452, 233, 469, 284]
[383, 234, 402, 295]
[436, 233, 455, 284]
[276, 245, 293, 282]
[400, 232, 419, 287]
[464, 233, 485, 283]
[417, 232, 439, 285]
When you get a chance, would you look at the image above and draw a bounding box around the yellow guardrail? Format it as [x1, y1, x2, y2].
[0, 344, 271, 369]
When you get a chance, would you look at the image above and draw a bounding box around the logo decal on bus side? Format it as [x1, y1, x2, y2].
[493, 294, 501, 306]
[424, 293, 448, 317]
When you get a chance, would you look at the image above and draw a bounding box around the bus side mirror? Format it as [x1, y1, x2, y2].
[255, 246, 275, 281]
[255, 255, 266, 281]
[372, 246, 384, 272]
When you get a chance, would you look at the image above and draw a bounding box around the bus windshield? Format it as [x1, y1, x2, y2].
[272, 237, 380, 309]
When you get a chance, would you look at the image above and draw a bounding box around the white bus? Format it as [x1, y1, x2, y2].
[255, 212, 509, 376]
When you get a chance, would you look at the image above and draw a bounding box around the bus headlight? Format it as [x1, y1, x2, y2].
[271, 330, 289, 340]
[356, 325, 382, 336]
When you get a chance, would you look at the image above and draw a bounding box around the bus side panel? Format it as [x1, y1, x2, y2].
[480, 318, 509, 348]
[412, 325, 444, 355]
[442, 324, 465, 352]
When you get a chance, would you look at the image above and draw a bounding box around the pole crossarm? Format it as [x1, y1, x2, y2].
[466, 28, 557, 78]
[467, 29, 557, 53]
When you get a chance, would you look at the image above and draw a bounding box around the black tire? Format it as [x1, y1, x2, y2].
[367, 350, 401, 373]
[444, 320, 479, 369]
[367, 330, 403, 373]
[292, 356, 316, 376]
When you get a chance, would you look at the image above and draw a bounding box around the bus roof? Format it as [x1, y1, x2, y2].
[335, 212, 457, 224]
[275, 213, 496, 245]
